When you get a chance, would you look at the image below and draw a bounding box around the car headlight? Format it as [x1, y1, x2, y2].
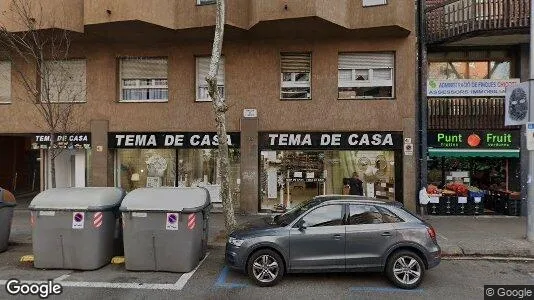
[228, 237, 245, 247]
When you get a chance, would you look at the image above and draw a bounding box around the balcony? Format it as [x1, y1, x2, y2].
[426, 0, 530, 45]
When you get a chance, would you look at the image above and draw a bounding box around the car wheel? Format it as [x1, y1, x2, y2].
[246, 249, 284, 287]
[386, 250, 425, 289]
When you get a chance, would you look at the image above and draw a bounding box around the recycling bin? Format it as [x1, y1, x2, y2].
[120, 187, 212, 273]
[29, 187, 125, 270]
[0, 201, 16, 253]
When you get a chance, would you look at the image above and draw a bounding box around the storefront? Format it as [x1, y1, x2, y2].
[258, 132, 404, 211]
[427, 130, 521, 215]
[31, 133, 92, 189]
[108, 132, 240, 206]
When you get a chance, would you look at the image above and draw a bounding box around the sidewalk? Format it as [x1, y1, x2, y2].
[8, 204, 534, 257]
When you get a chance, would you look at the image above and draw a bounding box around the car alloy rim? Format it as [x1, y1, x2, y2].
[393, 256, 421, 285]
[252, 254, 279, 283]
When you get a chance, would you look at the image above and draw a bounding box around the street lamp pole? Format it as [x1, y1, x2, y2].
[527, 0, 534, 241]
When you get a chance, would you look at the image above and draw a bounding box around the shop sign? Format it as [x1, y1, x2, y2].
[259, 132, 403, 150]
[108, 132, 241, 148]
[427, 79, 520, 97]
[31, 133, 91, 150]
[428, 130, 519, 149]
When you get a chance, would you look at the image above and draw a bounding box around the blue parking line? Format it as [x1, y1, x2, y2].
[214, 266, 248, 289]
[350, 287, 424, 293]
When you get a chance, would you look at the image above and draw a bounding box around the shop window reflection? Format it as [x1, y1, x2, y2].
[118, 149, 176, 192]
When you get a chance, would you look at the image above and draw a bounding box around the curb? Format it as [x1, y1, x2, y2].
[441, 255, 534, 261]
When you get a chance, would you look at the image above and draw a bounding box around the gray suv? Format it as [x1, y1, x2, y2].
[225, 196, 440, 289]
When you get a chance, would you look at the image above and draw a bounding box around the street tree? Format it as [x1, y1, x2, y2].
[206, 0, 237, 233]
[0, 0, 86, 188]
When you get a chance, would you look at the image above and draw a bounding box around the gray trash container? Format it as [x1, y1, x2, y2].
[0, 201, 16, 253]
[120, 187, 211, 273]
[29, 187, 125, 270]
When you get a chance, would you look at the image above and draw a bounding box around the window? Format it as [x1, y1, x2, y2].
[119, 58, 168, 102]
[428, 60, 511, 80]
[338, 52, 394, 99]
[197, 0, 215, 5]
[41, 59, 86, 103]
[299, 205, 343, 227]
[196, 56, 225, 102]
[0, 61, 11, 103]
[363, 0, 387, 7]
[348, 205, 383, 225]
[376, 206, 403, 223]
[280, 53, 311, 100]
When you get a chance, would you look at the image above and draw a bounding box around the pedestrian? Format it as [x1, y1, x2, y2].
[348, 172, 363, 196]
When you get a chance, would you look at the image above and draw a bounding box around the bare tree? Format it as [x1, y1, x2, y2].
[206, 0, 237, 233]
[0, 0, 86, 188]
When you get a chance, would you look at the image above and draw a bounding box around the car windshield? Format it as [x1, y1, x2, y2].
[273, 198, 320, 226]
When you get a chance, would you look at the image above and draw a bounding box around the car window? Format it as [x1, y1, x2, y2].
[299, 205, 343, 227]
[274, 198, 321, 226]
[377, 206, 404, 223]
[348, 205, 383, 225]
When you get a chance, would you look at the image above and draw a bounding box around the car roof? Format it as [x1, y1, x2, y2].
[313, 195, 402, 206]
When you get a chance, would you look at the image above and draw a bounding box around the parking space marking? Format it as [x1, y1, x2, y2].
[0, 252, 210, 291]
[214, 266, 248, 289]
[174, 252, 210, 290]
[437, 233, 449, 241]
[350, 287, 424, 293]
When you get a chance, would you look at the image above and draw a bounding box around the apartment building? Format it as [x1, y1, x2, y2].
[425, 0, 529, 216]
[0, 0, 417, 213]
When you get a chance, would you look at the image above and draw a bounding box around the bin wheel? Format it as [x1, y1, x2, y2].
[246, 249, 284, 287]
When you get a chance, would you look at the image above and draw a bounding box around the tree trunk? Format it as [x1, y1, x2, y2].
[49, 133, 56, 188]
[207, 0, 237, 234]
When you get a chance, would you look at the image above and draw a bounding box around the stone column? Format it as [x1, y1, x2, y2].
[403, 117, 417, 212]
[240, 116, 259, 213]
[90, 120, 110, 187]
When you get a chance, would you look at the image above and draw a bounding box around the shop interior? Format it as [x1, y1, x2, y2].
[116, 148, 240, 206]
[427, 156, 520, 215]
[260, 150, 396, 211]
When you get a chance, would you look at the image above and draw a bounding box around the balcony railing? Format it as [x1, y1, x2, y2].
[428, 97, 517, 129]
[426, 0, 530, 44]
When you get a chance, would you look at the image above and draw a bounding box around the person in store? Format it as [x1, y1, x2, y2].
[348, 172, 363, 196]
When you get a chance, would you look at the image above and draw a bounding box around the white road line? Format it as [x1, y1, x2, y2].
[54, 273, 71, 282]
[0, 252, 210, 291]
[174, 252, 210, 290]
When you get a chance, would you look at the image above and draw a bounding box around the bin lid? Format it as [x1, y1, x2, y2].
[120, 187, 211, 213]
[29, 187, 125, 211]
[0, 202, 16, 208]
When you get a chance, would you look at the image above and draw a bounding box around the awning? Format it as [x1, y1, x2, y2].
[428, 148, 520, 158]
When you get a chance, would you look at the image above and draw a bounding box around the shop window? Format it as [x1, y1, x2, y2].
[338, 52, 394, 99]
[260, 150, 396, 211]
[119, 57, 168, 102]
[280, 52, 311, 100]
[363, 0, 387, 7]
[489, 61, 511, 79]
[41, 59, 86, 103]
[300, 205, 343, 227]
[117, 149, 176, 192]
[196, 56, 225, 102]
[0, 61, 11, 103]
[348, 205, 383, 225]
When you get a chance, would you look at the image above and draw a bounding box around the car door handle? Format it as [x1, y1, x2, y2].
[381, 232, 392, 237]
[333, 234, 342, 240]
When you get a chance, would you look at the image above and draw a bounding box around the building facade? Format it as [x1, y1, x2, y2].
[425, 0, 529, 215]
[0, 0, 417, 212]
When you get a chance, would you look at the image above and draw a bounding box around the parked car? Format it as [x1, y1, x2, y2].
[225, 195, 440, 289]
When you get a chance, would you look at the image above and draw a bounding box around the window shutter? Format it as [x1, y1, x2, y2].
[0, 61, 11, 103]
[281, 53, 311, 73]
[121, 58, 167, 79]
[363, 0, 387, 7]
[43, 60, 86, 102]
[338, 53, 394, 70]
[197, 57, 225, 86]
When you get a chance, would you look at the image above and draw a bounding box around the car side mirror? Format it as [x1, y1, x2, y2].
[296, 219, 306, 231]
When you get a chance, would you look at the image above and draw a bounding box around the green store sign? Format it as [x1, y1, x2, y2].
[428, 131, 519, 149]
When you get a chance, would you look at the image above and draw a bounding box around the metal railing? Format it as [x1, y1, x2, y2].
[426, 0, 530, 44]
[428, 97, 518, 129]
